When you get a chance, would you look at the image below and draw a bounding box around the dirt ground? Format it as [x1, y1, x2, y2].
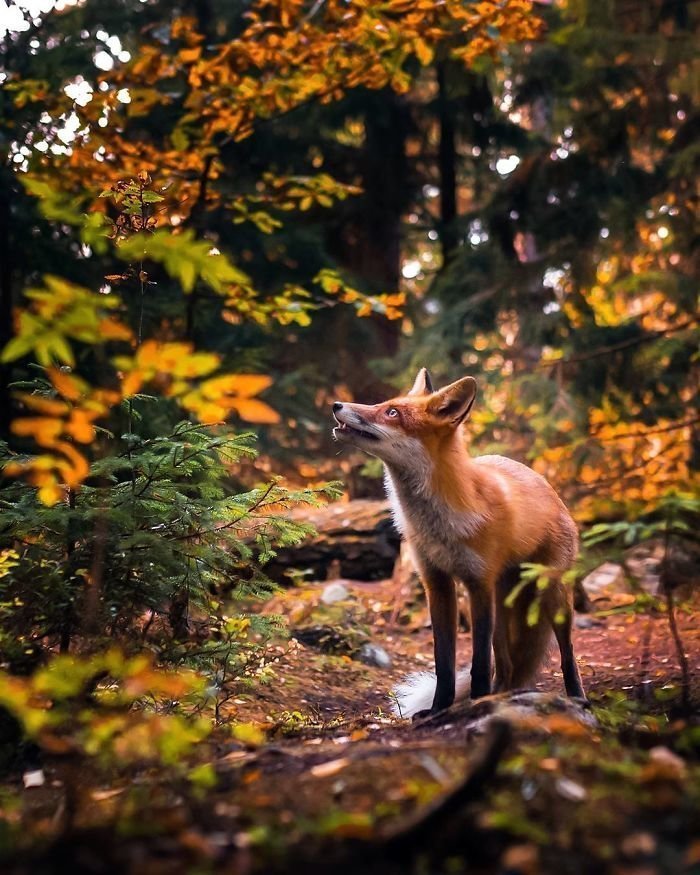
[238, 576, 700, 721]
[5, 577, 700, 875]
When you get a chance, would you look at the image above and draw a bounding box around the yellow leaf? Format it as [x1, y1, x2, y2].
[171, 352, 220, 379]
[225, 374, 273, 398]
[231, 398, 280, 424]
[54, 442, 89, 486]
[37, 477, 64, 506]
[121, 371, 144, 397]
[232, 723, 266, 748]
[65, 411, 95, 444]
[135, 340, 163, 368]
[48, 369, 86, 401]
[98, 318, 133, 342]
[11, 417, 63, 445]
[189, 401, 227, 424]
[15, 393, 68, 416]
[413, 38, 434, 65]
[178, 47, 202, 64]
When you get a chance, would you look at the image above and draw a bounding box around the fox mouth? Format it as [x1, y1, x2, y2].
[333, 420, 380, 442]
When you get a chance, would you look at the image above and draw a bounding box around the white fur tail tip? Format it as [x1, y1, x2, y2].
[390, 668, 471, 719]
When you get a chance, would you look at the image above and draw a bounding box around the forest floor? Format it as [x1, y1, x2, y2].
[5, 575, 700, 875]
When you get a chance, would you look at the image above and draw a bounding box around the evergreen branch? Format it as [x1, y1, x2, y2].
[168, 482, 279, 542]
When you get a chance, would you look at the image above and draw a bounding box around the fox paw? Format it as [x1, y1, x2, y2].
[412, 706, 446, 723]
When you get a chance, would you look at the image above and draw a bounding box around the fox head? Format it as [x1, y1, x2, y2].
[332, 369, 477, 469]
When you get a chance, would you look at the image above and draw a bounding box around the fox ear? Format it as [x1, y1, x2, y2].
[427, 376, 477, 424]
[407, 367, 434, 396]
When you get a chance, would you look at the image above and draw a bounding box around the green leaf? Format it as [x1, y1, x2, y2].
[117, 230, 249, 294]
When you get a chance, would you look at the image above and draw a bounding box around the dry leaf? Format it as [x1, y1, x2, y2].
[310, 757, 350, 778]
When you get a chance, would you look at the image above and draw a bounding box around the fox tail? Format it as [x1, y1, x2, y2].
[390, 668, 471, 719]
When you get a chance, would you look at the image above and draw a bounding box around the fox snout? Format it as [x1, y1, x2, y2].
[331, 401, 382, 445]
[332, 401, 367, 429]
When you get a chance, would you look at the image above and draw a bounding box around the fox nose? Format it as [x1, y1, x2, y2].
[333, 401, 343, 413]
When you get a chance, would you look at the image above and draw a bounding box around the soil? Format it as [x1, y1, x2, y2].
[4, 577, 700, 875]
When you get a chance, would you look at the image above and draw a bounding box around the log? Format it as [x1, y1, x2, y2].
[263, 499, 401, 583]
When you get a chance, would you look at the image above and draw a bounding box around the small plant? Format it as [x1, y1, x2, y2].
[0, 418, 336, 664]
[0, 172, 339, 675]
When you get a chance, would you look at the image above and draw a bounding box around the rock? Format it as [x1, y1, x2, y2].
[555, 776, 587, 802]
[574, 614, 603, 629]
[582, 562, 626, 597]
[621, 832, 657, 858]
[320, 582, 350, 605]
[292, 625, 357, 655]
[646, 745, 687, 780]
[357, 643, 392, 669]
[22, 769, 45, 789]
[458, 691, 597, 738]
[501, 844, 539, 874]
[624, 542, 663, 594]
[624, 538, 700, 596]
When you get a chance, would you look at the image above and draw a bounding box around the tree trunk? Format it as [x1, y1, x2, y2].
[0, 170, 15, 441]
[327, 89, 409, 366]
[437, 62, 458, 266]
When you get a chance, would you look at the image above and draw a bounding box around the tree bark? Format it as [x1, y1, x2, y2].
[0, 170, 15, 441]
[437, 62, 458, 266]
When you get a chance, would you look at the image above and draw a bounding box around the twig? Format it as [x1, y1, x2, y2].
[664, 586, 691, 715]
[635, 616, 654, 705]
[168, 481, 278, 541]
[661, 516, 692, 715]
[540, 317, 697, 368]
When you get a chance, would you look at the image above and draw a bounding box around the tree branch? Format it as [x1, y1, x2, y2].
[540, 317, 698, 368]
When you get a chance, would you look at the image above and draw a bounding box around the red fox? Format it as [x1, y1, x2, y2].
[332, 368, 585, 719]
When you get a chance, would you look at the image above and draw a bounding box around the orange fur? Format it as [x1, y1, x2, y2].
[332, 370, 585, 716]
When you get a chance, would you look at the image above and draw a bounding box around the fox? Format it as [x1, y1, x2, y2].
[332, 368, 585, 719]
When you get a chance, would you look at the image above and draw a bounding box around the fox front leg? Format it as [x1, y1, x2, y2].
[414, 564, 457, 720]
[468, 584, 494, 699]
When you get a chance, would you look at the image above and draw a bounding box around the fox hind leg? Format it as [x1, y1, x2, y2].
[494, 566, 519, 692]
[467, 582, 494, 699]
[547, 579, 585, 699]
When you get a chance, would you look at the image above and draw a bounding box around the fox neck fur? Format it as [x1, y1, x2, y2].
[383, 428, 490, 583]
[383, 424, 577, 584]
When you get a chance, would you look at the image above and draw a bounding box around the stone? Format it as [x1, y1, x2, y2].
[23, 769, 45, 788]
[357, 643, 392, 669]
[320, 581, 350, 605]
[581, 562, 626, 597]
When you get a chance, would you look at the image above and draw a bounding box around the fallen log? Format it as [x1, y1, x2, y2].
[262, 499, 401, 583]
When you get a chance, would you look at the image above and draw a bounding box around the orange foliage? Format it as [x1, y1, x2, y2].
[29, 0, 543, 223]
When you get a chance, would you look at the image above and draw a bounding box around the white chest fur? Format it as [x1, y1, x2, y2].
[384, 467, 487, 583]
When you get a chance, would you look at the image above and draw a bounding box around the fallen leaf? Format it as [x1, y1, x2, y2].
[91, 788, 126, 801]
[555, 776, 587, 801]
[310, 757, 350, 778]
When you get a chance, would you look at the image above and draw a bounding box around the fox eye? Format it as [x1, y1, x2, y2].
[387, 407, 399, 418]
